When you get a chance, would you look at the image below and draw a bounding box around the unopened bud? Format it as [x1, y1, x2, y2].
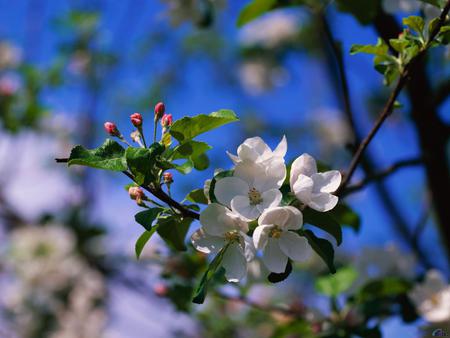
[129, 186, 145, 205]
[104, 122, 120, 137]
[163, 172, 173, 184]
[161, 114, 172, 128]
[130, 113, 143, 127]
[154, 102, 165, 121]
[153, 283, 169, 297]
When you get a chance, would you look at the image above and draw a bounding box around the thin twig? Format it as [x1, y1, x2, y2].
[343, 158, 423, 196]
[337, 0, 450, 194]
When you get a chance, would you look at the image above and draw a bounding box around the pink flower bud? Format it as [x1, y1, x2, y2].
[163, 172, 173, 184]
[161, 114, 172, 128]
[130, 113, 143, 127]
[154, 102, 165, 120]
[128, 186, 145, 202]
[153, 283, 169, 297]
[104, 122, 120, 137]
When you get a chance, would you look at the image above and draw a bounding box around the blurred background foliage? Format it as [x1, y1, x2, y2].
[0, 0, 449, 337]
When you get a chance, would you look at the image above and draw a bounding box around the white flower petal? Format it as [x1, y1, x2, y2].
[234, 160, 265, 186]
[214, 176, 249, 207]
[191, 229, 225, 254]
[242, 136, 272, 160]
[283, 206, 303, 230]
[279, 231, 312, 262]
[226, 151, 240, 164]
[242, 233, 256, 261]
[258, 207, 289, 227]
[258, 189, 282, 212]
[222, 242, 247, 282]
[311, 171, 342, 194]
[231, 195, 261, 220]
[309, 192, 338, 212]
[252, 224, 273, 250]
[200, 203, 247, 236]
[237, 143, 260, 162]
[262, 238, 288, 273]
[290, 153, 317, 188]
[273, 135, 287, 159]
[292, 174, 314, 204]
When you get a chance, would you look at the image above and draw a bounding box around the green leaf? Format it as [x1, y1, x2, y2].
[301, 230, 336, 273]
[171, 141, 212, 160]
[236, 0, 276, 27]
[280, 184, 296, 206]
[350, 38, 389, 55]
[185, 189, 208, 205]
[135, 208, 164, 231]
[329, 204, 361, 233]
[68, 139, 127, 171]
[336, 0, 379, 25]
[192, 244, 230, 304]
[403, 16, 425, 35]
[356, 277, 412, 303]
[125, 143, 165, 185]
[315, 266, 358, 296]
[156, 216, 193, 251]
[268, 260, 292, 283]
[169, 110, 238, 142]
[192, 153, 210, 171]
[303, 208, 343, 246]
[135, 229, 157, 259]
[173, 159, 194, 174]
[208, 170, 234, 203]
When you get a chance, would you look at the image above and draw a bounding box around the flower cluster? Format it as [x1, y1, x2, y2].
[191, 136, 342, 281]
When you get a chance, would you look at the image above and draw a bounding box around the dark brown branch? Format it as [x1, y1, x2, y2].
[433, 78, 450, 107]
[55, 158, 200, 220]
[343, 158, 423, 196]
[338, 0, 450, 194]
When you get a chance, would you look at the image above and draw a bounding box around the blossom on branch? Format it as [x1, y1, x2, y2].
[290, 153, 341, 212]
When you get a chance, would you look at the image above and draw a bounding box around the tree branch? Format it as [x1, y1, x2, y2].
[55, 158, 200, 220]
[433, 77, 450, 107]
[338, 0, 450, 194]
[343, 158, 423, 196]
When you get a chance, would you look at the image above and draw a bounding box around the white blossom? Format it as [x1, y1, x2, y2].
[227, 135, 287, 166]
[191, 203, 255, 282]
[239, 11, 300, 48]
[0, 41, 22, 69]
[214, 160, 284, 220]
[238, 59, 289, 95]
[253, 206, 311, 273]
[290, 153, 341, 212]
[409, 270, 450, 323]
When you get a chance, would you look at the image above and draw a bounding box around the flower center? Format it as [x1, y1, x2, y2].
[430, 293, 441, 306]
[248, 187, 263, 205]
[224, 231, 240, 242]
[269, 226, 283, 239]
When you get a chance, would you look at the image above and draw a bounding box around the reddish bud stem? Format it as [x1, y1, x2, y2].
[154, 102, 165, 121]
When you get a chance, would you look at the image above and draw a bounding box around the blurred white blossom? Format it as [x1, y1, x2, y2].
[0, 41, 22, 69]
[239, 12, 300, 48]
[409, 270, 450, 323]
[238, 59, 289, 95]
[382, 0, 421, 14]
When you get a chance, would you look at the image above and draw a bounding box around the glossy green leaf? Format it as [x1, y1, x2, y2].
[301, 230, 336, 273]
[192, 243, 230, 304]
[125, 143, 165, 185]
[156, 216, 193, 251]
[403, 16, 425, 35]
[185, 188, 208, 205]
[135, 229, 158, 259]
[134, 208, 164, 231]
[173, 159, 194, 174]
[169, 110, 238, 142]
[171, 141, 212, 160]
[68, 139, 127, 171]
[303, 208, 343, 246]
[315, 266, 358, 296]
[236, 0, 276, 27]
[350, 38, 389, 55]
[192, 153, 210, 171]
